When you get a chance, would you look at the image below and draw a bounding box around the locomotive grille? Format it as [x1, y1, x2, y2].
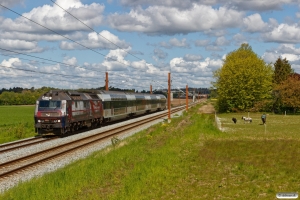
[40, 112, 60, 117]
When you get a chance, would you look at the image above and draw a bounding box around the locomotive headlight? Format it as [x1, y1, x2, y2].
[58, 120, 61, 122]
[38, 120, 41, 122]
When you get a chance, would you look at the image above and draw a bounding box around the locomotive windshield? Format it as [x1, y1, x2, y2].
[39, 100, 61, 108]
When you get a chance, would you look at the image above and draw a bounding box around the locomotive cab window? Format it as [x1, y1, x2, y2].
[39, 100, 61, 108]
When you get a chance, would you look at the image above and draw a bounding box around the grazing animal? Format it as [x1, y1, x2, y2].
[261, 113, 266, 125]
[232, 117, 237, 124]
[242, 116, 252, 123]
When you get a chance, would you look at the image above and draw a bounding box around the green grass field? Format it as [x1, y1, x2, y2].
[0, 106, 36, 143]
[0, 104, 300, 199]
[217, 112, 299, 136]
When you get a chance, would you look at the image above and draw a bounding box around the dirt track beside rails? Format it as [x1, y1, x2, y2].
[170, 98, 194, 107]
[198, 103, 215, 114]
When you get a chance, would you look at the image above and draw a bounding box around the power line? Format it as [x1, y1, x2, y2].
[0, 64, 101, 80]
[0, 73, 39, 79]
[0, 49, 105, 74]
[50, 0, 142, 61]
[0, 3, 132, 71]
[0, 3, 173, 86]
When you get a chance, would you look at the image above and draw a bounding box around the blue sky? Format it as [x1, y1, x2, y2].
[1, 0, 300, 91]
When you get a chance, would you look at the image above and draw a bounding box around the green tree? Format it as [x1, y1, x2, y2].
[272, 58, 294, 112]
[0, 91, 15, 105]
[213, 43, 273, 112]
[275, 73, 300, 113]
[273, 57, 293, 84]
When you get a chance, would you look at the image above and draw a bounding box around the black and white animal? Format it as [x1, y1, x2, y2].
[232, 117, 237, 124]
[242, 116, 252, 123]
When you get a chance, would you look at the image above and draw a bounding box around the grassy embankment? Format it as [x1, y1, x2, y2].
[1, 102, 300, 199]
[0, 106, 36, 144]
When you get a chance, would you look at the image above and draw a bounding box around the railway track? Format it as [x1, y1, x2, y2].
[0, 136, 58, 154]
[0, 102, 200, 180]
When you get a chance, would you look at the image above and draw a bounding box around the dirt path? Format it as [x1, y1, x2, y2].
[198, 103, 215, 114]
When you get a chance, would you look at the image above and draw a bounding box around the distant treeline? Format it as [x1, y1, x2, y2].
[0, 87, 54, 105]
[0, 86, 210, 105]
[0, 87, 28, 95]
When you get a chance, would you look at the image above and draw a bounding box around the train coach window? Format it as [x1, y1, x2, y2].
[103, 102, 110, 109]
[113, 101, 124, 108]
[121, 101, 127, 107]
[128, 100, 133, 107]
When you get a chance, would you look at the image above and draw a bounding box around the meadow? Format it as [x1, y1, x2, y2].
[0, 106, 36, 144]
[0, 103, 300, 199]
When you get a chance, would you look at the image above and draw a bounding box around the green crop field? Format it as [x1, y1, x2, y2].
[0, 106, 36, 144]
[1, 103, 300, 199]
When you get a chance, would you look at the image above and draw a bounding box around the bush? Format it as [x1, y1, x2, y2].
[250, 100, 273, 112]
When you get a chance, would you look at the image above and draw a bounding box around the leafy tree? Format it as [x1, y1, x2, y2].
[273, 57, 293, 84]
[0, 91, 15, 105]
[275, 73, 300, 113]
[272, 58, 294, 112]
[213, 43, 273, 112]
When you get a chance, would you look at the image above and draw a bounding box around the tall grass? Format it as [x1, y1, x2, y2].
[1, 104, 300, 199]
[0, 106, 36, 143]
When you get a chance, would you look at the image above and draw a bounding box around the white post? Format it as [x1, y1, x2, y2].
[264, 124, 266, 134]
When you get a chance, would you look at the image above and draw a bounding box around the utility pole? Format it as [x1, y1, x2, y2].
[150, 84, 152, 94]
[105, 72, 109, 91]
[168, 72, 171, 122]
[186, 85, 188, 111]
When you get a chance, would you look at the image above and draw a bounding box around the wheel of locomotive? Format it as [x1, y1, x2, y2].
[60, 128, 66, 135]
[92, 120, 97, 128]
[70, 124, 74, 132]
[74, 123, 79, 131]
[97, 119, 102, 127]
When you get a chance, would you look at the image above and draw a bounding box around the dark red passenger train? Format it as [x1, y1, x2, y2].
[34, 90, 167, 135]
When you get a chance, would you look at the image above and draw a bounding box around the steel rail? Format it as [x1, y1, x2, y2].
[0, 137, 43, 148]
[0, 137, 58, 154]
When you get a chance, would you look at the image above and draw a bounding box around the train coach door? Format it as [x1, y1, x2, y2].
[67, 102, 72, 122]
[111, 102, 114, 116]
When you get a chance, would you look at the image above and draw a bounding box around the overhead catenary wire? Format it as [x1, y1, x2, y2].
[0, 48, 105, 74]
[0, 74, 105, 90]
[0, 50, 111, 81]
[50, 0, 142, 62]
[0, 64, 102, 80]
[1, 2, 169, 78]
[0, 3, 132, 71]
[0, 72, 102, 85]
[0, 3, 182, 90]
